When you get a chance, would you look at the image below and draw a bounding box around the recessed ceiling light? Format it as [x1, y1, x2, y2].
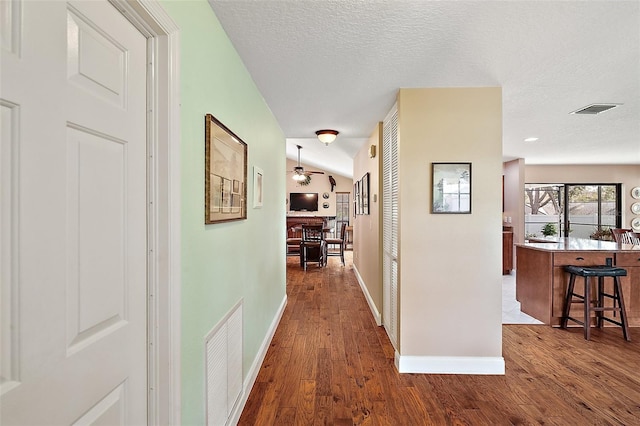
[524, 137, 539, 142]
[570, 103, 622, 115]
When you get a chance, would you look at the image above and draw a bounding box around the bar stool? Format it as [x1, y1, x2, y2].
[561, 264, 630, 341]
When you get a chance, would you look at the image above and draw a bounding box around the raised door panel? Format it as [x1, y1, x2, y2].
[1, 100, 19, 393]
[67, 7, 126, 108]
[0, 0, 21, 56]
[71, 382, 126, 426]
[66, 126, 128, 354]
[0, 0, 22, 395]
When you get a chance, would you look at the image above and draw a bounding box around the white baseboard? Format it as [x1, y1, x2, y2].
[395, 353, 505, 375]
[228, 294, 287, 425]
[353, 264, 382, 326]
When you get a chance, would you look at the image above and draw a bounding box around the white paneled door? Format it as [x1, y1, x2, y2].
[1, 1, 148, 424]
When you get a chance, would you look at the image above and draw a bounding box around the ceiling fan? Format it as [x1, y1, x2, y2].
[290, 145, 324, 181]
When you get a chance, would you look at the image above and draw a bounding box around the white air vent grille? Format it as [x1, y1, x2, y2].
[205, 301, 243, 426]
[570, 103, 621, 115]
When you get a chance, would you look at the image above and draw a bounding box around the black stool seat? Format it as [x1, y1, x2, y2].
[564, 265, 627, 277]
[562, 264, 630, 341]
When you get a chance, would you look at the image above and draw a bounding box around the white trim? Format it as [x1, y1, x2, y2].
[228, 295, 288, 426]
[395, 353, 505, 375]
[353, 264, 382, 326]
[109, 1, 181, 424]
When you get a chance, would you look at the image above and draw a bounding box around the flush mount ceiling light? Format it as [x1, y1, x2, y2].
[524, 137, 539, 142]
[315, 129, 339, 146]
[570, 103, 622, 115]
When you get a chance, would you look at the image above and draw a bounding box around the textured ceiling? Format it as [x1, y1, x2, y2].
[209, 0, 640, 178]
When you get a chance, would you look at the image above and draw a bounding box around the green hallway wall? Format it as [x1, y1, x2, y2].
[160, 1, 287, 424]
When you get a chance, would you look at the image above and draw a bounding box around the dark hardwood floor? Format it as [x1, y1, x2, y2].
[239, 252, 640, 425]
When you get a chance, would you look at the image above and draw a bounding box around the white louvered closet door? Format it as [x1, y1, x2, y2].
[382, 104, 399, 351]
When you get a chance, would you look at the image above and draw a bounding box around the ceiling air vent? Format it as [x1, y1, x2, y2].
[570, 103, 621, 115]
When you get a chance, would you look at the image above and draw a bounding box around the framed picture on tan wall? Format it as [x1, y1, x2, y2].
[431, 162, 471, 214]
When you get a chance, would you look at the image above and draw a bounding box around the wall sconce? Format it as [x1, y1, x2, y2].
[369, 145, 377, 158]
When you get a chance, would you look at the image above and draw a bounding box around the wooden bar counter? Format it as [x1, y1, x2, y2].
[516, 238, 640, 326]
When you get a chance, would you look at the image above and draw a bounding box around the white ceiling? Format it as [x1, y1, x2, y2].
[209, 0, 640, 178]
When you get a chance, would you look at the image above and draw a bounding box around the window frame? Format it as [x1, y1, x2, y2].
[524, 183, 622, 239]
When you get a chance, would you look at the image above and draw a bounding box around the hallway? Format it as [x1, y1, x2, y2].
[238, 253, 640, 425]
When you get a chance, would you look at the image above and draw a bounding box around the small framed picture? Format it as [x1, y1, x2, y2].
[354, 180, 361, 215]
[253, 166, 263, 208]
[431, 162, 471, 214]
[360, 172, 369, 215]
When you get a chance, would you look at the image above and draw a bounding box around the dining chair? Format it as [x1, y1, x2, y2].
[300, 224, 326, 270]
[286, 226, 302, 257]
[611, 228, 633, 243]
[325, 222, 347, 266]
[620, 231, 640, 245]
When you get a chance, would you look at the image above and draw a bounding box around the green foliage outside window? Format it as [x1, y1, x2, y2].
[541, 222, 558, 237]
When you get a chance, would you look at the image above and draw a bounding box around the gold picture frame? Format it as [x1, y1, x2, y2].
[205, 114, 247, 224]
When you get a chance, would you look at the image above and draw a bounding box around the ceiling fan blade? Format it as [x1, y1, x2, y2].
[306, 171, 325, 175]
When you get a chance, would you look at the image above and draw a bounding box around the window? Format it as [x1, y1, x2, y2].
[524, 184, 563, 238]
[525, 183, 621, 239]
[565, 185, 620, 238]
[335, 192, 350, 238]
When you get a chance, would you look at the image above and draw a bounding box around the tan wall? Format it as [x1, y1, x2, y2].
[525, 164, 640, 229]
[503, 158, 525, 245]
[285, 158, 351, 218]
[353, 124, 383, 316]
[397, 88, 503, 357]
